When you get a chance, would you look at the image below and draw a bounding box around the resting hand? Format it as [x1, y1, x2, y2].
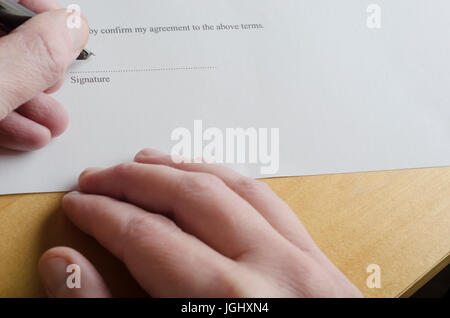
[38, 149, 362, 298]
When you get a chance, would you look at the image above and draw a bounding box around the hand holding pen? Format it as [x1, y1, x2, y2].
[0, 0, 90, 151]
[0, 0, 93, 59]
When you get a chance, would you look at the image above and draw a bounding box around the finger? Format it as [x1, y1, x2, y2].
[62, 192, 241, 297]
[16, 0, 62, 13]
[78, 163, 280, 259]
[17, 93, 69, 137]
[0, 9, 89, 121]
[135, 149, 319, 253]
[45, 78, 65, 94]
[0, 111, 51, 151]
[39, 247, 111, 298]
[16, 1, 66, 94]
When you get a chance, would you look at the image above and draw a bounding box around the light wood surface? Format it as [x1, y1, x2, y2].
[1, 167, 449, 298]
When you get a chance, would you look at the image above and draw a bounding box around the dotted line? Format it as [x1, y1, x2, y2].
[69, 66, 217, 74]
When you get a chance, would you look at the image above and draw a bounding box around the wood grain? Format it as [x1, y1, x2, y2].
[1, 167, 449, 297]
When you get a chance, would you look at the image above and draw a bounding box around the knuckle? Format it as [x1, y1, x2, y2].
[121, 215, 152, 258]
[123, 214, 180, 243]
[29, 31, 66, 84]
[113, 162, 140, 178]
[234, 177, 271, 195]
[178, 173, 225, 195]
[121, 214, 181, 261]
[122, 215, 152, 242]
[0, 106, 9, 121]
[214, 265, 252, 298]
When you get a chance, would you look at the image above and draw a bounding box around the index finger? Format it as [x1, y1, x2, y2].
[62, 192, 240, 297]
[16, 0, 62, 12]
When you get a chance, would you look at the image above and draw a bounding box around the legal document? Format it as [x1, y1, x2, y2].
[0, 0, 449, 194]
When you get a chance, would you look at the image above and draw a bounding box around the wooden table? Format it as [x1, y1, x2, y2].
[1, 167, 449, 297]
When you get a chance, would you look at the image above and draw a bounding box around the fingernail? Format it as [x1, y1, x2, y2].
[66, 13, 89, 53]
[39, 257, 68, 297]
[136, 148, 166, 159]
[65, 190, 81, 197]
[80, 167, 103, 178]
[170, 154, 188, 164]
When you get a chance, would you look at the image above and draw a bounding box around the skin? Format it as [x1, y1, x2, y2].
[1, 1, 362, 298]
[38, 149, 363, 298]
[0, 0, 89, 151]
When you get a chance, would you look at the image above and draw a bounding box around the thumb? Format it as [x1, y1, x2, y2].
[0, 9, 89, 121]
[38, 247, 111, 298]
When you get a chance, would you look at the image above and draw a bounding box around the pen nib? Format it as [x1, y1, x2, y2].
[77, 49, 95, 60]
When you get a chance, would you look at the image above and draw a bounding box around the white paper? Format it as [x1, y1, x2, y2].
[1, 0, 449, 195]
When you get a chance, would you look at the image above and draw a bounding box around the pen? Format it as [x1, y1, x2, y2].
[0, 0, 93, 60]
